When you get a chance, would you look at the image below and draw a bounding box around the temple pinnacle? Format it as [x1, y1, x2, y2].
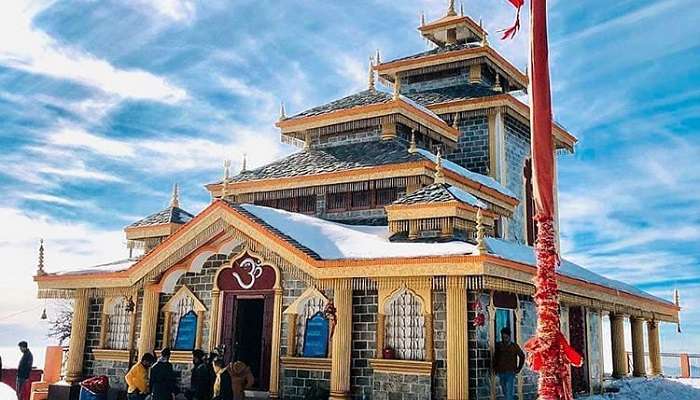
[446, 0, 457, 17]
[279, 101, 286, 121]
[460, 1, 464, 16]
[36, 239, 46, 276]
[170, 183, 180, 208]
[434, 147, 445, 183]
[368, 56, 375, 91]
[241, 154, 247, 172]
[375, 48, 381, 65]
[476, 208, 487, 255]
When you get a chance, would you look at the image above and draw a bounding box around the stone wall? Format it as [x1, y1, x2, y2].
[447, 113, 490, 176]
[432, 290, 447, 400]
[82, 297, 103, 379]
[281, 368, 331, 400]
[373, 372, 431, 400]
[400, 68, 470, 93]
[351, 289, 377, 399]
[504, 114, 530, 244]
[314, 127, 380, 148]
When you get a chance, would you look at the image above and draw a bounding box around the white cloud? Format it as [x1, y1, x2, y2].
[126, 0, 197, 23]
[21, 193, 96, 209]
[48, 127, 136, 158]
[0, 1, 188, 103]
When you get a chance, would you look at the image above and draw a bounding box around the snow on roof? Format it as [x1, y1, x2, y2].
[446, 185, 488, 208]
[53, 258, 138, 276]
[398, 94, 446, 123]
[241, 204, 476, 259]
[484, 238, 673, 305]
[415, 148, 516, 198]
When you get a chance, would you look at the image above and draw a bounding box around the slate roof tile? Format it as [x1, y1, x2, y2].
[128, 206, 194, 228]
[289, 90, 393, 120]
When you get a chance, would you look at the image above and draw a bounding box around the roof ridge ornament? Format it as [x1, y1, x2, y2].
[368, 55, 376, 91]
[434, 147, 445, 183]
[494, 74, 503, 92]
[408, 130, 417, 153]
[460, 1, 464, 17]
[420, 11, 425, 27]
[476, 208, 487, 255]
[241, 154, 247, 172]
[36, 239, 46, 276]
[279, 101, 286, 121]
[170, 183, 180, 208]
[222, 159, 231, 198]
[375, 48, 381, 65]
[480, 19, 489, 46]
[446, 0, 457, 17]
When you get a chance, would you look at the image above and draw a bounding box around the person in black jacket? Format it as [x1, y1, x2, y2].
[16, 341, 33, 400]
[211, 358, 232, 400]
[189, 350, 212, 400]
[150, 348, 178, 400]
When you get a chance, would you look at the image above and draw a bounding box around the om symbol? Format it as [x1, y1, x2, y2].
[231, 257, 263, 289]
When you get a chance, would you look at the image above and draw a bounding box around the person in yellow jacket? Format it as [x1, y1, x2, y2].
[125, 353, 156, 400]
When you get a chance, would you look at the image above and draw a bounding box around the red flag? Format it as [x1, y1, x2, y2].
[501, 0, 524, 39]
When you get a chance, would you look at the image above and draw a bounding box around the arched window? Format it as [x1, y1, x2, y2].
[103, 297, 133, 350]
[296, 296, 327, 356]
[283, 287, 330, 358]
[385, 289, 425, 361]
[162, 286, 207, 351]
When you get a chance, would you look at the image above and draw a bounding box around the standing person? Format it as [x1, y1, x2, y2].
[189, 350, 212, 400]
[228, 359, 254, 400]
[493, 327, 525, 400]
[150, 348, 178, 400]
[211, 359, 232, 400]
[125, 353, 156, 400]
[16, 341, 33, 400]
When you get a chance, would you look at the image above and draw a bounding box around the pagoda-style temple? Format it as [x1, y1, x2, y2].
[36, 3, 679, 400]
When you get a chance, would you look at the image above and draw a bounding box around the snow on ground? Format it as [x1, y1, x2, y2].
[0, 383, 16, 400]
[241, 204, 476, 259]
[579, 377, 700, 399]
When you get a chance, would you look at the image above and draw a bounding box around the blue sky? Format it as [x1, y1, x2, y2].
[0, 0, 698, 366]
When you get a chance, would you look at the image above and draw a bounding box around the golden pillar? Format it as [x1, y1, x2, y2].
[269, 288, 283, 399]
[630, 317, 646, 377]
[138, 285, 160, 357]
[208, 289, 221, 352]
[98, 313, 108, 349]
[647, 320, 662, 376]
[425, 313, 434, 362]
[610, 313, 628, 378]
[65, 289, 89, 383]
[446, 277, 468, 400]
[195, 310, 206, 350]
[376, 313, 385, 358]
[286, 313, 298, 356]
[162, 312, 172, 348]
[329, 279, 352, 400]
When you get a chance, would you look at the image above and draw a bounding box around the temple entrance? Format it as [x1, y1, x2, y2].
[569, 306, 590, 394]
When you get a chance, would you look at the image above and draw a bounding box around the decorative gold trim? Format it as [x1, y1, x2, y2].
[92, 349, 131, 362]
[162, 286, 207, 313]
[369, 359, 433, 376]
[280, 356, 332, 371]
[156, 350, 192, 364]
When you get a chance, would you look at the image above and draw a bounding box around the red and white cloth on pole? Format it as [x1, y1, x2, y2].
[498, 1, 583, 399]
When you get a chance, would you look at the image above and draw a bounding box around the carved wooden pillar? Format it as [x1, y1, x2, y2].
[286, 313, 298, 356]
[631, 317, 646, 377]
[610, 313, 628, 378]
[162, 312, 172, 349]
[647, 320, 662, 376]
[269, 287, 283, 399]
[65, 289, 89, 383]
[208, 289, 221, 352]
[424, 313, 434, 362]
[329, 279, 352, 400]
[138, 285, 160, 357]
[446, 277, 468, 400]
[376, 313, 386, 358]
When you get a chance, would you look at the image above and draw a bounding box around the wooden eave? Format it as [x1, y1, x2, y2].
[34, 200, 679, 321]
[427, 93, 578, 151]
[375, 46, 527, 89]
[418, 15, 485, 37]
[276, 98, 459, 142]
[124, 223, 181, 240]
[385, 201, 497, 223]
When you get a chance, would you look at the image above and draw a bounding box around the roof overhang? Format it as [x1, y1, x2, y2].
[426, 93, 578, 152]
[417, 15, 485, 46]
[386, 200, 497, 222]
[376, 46, 527, 90]
[35, 200, 679, 322]
[125, 223, 182, 241]
[276, 98, 459, 142]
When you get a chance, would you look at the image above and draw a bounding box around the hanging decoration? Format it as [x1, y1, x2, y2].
[472, 294, 485, 327]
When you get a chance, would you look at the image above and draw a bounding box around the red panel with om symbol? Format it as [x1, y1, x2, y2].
[217, 252, 276, 291]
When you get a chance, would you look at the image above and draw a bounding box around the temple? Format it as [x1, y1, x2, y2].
[35, 3, 679, 400]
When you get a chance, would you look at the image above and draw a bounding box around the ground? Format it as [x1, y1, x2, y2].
[580, 377, 700, 400]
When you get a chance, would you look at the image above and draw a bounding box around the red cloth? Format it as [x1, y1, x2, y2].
[80, 376, 109, 394]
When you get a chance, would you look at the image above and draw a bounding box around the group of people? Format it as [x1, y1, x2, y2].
[125, 348, 254, 400]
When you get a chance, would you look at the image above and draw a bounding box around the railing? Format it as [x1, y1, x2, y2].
[625, 352, 700, 378]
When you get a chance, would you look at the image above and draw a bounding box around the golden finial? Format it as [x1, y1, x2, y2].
[420, 11, 426, 26]
[170, 183, 180, 208]
[279, 101, 286, 121]
[434, 147, 445, 183]
[452, 112, 460, 129]
[446, 0, 457, 16]
[494, 74, 503, 92]
[481, 19, 489, 46]
[393, 77, 401, 100]
[368, 56, 376, 91]
[408, 130, 417, 153]
[222, 159, 231, 198]
[241, 154, 247, 172]
[476, 208, 488, 255]
[36, 239, 46, 276]
[375, 49, 381, 65]
[675, 288, 682, 333]
[460, 1, 464, 16]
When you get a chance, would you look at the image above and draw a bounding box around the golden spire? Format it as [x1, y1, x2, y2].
[241, 154, 247, 172]
[494, 74, 503, 92]
[222, 159, 231, 198]
[446, 0, 457, 16]
[476, 208, 488, 255]
[368, 56, 375, 91]
[36, 239, 46, 276]
[434, 147, 445, 183]
[279, 101, 286, 121]
[375, 48, 381, 65]
[170, 183, 180, 208]
[460, 1, 464, 16]
[408, 130, 417, 153]
[420, 11, 425, 26]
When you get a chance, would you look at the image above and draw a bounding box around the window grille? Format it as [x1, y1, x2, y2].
[386, 291, 425, 360]
[351, 191, 370, 209]
[170, 295, 195, 347]
[326, 192, 348, 211]
[376, 188, 397, 205]
[106, 298, 131, 350]
[297, 195, 316, 214]
[295, 296, 327, 356]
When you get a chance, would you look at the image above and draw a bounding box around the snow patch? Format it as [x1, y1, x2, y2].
[446, 185, 488, 208]
[241, 204, 476, 259]
[579, 377, 700, 399]
[54, 258, 138, 276]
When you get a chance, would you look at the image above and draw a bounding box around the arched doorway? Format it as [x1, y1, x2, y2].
[216, 251, 280, 392]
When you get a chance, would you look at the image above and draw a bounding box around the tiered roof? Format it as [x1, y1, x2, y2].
[393, 182, 486, 208]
